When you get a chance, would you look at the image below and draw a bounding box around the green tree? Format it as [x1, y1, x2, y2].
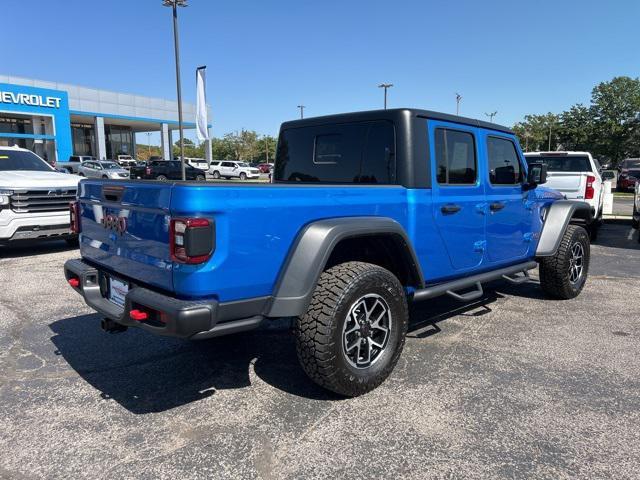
[590, 76, 640, 164]
[513, 113, 561, 152]
[558, 104, 595, 152]
[256, 135, 278, 163]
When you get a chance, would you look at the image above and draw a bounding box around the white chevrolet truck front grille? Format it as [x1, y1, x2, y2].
[9, 189, 77, 213]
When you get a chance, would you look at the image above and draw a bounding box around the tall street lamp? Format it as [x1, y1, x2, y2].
[485, 111, 497, 122]
[297, 105, 305, 119]
[455, 93, 462, 116]
[163, 0, 188, 180]
[378, 83, 393, 109]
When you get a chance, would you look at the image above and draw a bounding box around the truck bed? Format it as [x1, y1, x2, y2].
[77, 180, 410, 301]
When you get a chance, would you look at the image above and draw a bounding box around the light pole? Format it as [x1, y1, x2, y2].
[264, 137, 269, 163]
[485, 111, 497, 122]
[378, 83, 393, 109]
[548, 123, 552, 151]
[297, 105, 305, 119]
[163, 0, 187, 180]
[146, 132, 152, 156]
[455, 93, 462, 115]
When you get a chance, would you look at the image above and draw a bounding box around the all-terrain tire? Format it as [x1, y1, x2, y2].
[539, 224, 590, 299]
[295, 261, 408, 397]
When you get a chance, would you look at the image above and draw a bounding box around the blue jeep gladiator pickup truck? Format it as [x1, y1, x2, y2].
[65, 109, 592, 396]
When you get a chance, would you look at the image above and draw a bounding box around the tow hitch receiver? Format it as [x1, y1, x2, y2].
[101, 318, 128, 334]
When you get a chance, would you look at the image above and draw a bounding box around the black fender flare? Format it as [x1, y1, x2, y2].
[536, 200, 592, 257]
[265, 217, 423, 318]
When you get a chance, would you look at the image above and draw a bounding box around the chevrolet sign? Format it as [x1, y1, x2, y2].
[0, 91, 62, 109]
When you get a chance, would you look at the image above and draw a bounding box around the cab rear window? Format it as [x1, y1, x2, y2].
[274, 120, 396, 184]
[525, 155, 592, 172]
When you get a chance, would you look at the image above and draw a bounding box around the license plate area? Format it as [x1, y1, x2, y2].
[106, 275, 129, 308]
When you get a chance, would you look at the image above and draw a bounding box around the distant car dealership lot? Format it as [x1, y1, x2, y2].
[0, 218, 638, 479]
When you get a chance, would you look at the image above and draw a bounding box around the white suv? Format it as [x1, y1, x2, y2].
[209, 161, 261, 180]
[0, 146, 81, 244]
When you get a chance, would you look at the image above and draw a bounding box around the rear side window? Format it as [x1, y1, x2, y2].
[435, 128, 476, 185]
[487, 136, 523, 185]
[275, 120, 395, 184]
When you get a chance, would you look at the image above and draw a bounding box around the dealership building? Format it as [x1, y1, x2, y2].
[0, 74, 212, 164]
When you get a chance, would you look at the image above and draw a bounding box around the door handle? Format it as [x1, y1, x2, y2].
[490, 202, 505, 212]
[441, 204, 461, 215]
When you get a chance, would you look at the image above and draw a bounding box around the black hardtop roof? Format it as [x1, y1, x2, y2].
[279, 108, 514, 135]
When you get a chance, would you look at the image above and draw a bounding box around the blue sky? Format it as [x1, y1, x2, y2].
[3, 0, 639, 143]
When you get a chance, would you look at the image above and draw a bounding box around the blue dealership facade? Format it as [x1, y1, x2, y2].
[0, 75, 211, 164]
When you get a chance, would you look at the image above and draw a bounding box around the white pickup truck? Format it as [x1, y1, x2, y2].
[0, 146, 81, 245]
[525, 151, 603, 238]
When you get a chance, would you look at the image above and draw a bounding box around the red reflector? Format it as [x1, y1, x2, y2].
[129, 309, 149, 321]
[68, 278, 80, 288]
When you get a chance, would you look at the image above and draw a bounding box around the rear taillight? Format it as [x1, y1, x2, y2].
[69, 201, 81, 233]
[169, 218, 215, 264]
[146, 167, 151, 175]
[585, 175, 596, 200]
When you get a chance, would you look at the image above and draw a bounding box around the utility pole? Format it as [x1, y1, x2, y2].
[163, 0, 188, 180]
[297, 105, 305, 119]
[525, 131, 530, 152]
[485, 111, 497, 122]
[378, 83, 393, 109]
[455, 93, 462, 115]
[548, 123, 552, 151]
[264, 137, 269, 163]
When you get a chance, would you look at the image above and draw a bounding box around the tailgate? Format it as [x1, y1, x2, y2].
[78, 180, 174, 291]
[545, 172, 586, 197]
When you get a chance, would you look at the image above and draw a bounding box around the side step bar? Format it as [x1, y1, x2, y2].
[412, 261, 538, 303]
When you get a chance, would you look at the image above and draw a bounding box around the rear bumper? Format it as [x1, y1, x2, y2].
[64, 258, 266, 339]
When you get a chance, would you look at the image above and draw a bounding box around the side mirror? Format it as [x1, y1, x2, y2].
[527, 163, 547, 186]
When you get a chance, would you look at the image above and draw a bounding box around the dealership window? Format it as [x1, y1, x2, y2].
[0, 116, 33, 135]
[105, 125, 134, 159]
[71, 123, 95, 157]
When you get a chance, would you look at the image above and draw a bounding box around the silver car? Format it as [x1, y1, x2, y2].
[77, 161, 130, 180]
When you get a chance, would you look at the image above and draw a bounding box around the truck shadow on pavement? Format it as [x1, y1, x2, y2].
[50, 287, 524, 413]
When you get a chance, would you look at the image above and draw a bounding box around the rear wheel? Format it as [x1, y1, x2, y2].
[212, 170, 221, 179]
[156, 174, 168, 181]
[195, 174, 205, 182]
[295, 261, 408, 397]
[539, 224, 590, 299]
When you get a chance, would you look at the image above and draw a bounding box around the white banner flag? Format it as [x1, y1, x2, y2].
[196, 66, 209, 141]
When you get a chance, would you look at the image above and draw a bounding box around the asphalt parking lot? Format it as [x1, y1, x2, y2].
[1, 218, 639, 479]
